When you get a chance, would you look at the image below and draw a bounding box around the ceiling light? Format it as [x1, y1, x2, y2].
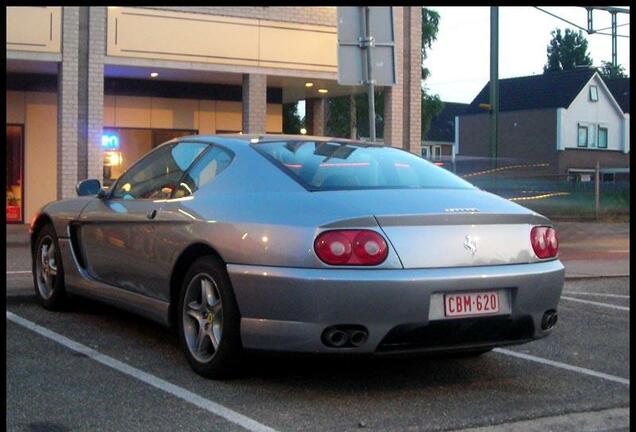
[318, 88, 328, 94]
[150, 72, 159, 78]
[305, 82, 314, 88]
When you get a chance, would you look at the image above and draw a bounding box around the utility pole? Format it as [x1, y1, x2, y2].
[611, 11, 617, 68]
[350, 94, 357, 139]
[490, 7, 499, 170]
[595, 162, 600, 220]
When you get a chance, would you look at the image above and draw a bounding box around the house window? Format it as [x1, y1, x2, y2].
[589, 86, 598, 102]
[598, 127, 608, 149]
[577, 125, 588, 148]
[421, 146, 430, 159]
[602, 173, 615, 182]
[432, 145, 442, 161]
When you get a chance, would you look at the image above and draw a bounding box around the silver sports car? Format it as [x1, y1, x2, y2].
[30, 135, 564, 378]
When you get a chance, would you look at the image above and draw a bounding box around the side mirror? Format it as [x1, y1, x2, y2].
[76, 179, 102, 196]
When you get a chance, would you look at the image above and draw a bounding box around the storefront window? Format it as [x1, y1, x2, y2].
[6, 125, 24, 223]
[102, 128, 196, 188]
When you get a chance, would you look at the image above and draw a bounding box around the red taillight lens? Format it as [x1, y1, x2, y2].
[531, 226, 559, 259]
[314, 230, 388, 266]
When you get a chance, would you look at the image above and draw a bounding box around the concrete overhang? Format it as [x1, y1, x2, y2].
[6, 57, 59, 75]
[104, 60, 367, 104]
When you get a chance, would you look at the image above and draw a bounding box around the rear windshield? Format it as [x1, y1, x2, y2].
[253, 140, 474, 191]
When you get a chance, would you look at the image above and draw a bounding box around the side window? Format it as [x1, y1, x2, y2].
[174, 146, 233, 198]
[111, 142, 207, 200]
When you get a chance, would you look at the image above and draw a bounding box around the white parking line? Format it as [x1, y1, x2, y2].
[7, 311, 279, 432]
[7, 271, 32, 275]
[564, 291, 629, 299]
[561, 296, 629, 311]
[494, 348, 629, 386]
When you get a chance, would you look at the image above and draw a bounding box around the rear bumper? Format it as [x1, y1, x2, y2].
[227, 260, 564, 354]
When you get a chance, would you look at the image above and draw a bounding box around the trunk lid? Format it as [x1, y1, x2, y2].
[319, 188, 550, 269]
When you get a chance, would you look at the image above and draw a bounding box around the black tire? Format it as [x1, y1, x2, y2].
[32, 223, 69, 310]
[177, 256, 243, 379]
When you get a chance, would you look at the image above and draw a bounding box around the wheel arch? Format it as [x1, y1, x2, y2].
[168, 242, 227, 327]
[30, 213, 55, 253]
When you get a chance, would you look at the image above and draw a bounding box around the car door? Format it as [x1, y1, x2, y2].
[78, 141, 208, 298]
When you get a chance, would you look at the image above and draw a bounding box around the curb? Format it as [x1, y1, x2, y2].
[7, 241, 30, 247]
[565, 274, 629, 280]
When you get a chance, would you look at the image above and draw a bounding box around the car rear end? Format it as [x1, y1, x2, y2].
[226, 138, 564, 355]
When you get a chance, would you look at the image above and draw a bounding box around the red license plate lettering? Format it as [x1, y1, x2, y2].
[444, 292, 500, 317]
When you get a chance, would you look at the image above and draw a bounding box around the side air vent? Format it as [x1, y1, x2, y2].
[69, 223, 87, 269]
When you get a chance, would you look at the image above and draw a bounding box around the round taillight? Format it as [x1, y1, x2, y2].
[314, 231, 352, 264]
[546, 228, 559, 257]
[531, 226, 558, 259]
[314, 230, 388, 266]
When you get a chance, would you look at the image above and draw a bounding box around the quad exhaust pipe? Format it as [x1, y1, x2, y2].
[541, 310, 558, 330]
[323, 328, 349, 347]
[322, 326, 369, 348]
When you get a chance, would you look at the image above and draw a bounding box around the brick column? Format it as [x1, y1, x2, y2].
[405, 7, 422, 155]
[305, 98, 326, 136]
[242, 74, 267, 134]
[383, 7, 404, 148]
[57, 7, 80, 199]
[87, 7, 106, 181]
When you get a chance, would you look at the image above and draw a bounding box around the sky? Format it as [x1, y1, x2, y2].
[426, 6, 630, 103]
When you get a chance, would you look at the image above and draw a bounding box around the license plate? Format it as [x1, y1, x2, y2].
[444, 291, 500, 317]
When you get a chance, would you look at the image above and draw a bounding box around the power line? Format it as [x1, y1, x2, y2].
[593, 22, 630, 32]
[534, 7, 589, 33]
[533, 6, 630, 38]
[595, 31, 630, 38]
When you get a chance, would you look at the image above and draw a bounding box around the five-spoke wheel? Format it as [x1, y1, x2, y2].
[177, 256, 242, 379]
[183, 274, 224, 363]
[32, 223, 68, 310]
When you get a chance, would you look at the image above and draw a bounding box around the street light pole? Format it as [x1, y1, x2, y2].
[490, 6, 499, 170]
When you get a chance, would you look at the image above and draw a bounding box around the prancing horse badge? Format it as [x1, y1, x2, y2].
[464, 236, 477, 256]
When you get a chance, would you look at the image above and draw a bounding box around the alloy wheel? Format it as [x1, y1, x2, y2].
[35, 235, 58, 300]
[182, 273, 224, 363]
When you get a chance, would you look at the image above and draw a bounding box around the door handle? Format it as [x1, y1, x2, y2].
[147, 209, 157, 220]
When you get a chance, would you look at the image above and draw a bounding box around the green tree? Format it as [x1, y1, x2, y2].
[598, 60, 628, 79]
[544, 28, 593, 73]
[325, 96, 351, 138]
[421, 8, 443, 139]
[326, 91, 384, 139]
[282, 102, 303, 134]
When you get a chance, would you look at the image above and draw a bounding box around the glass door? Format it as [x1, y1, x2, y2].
[6, 125, 24, 223]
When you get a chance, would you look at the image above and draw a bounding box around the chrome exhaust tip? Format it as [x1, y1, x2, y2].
[323, 328, 349, 347]
[349, 330, 368, 347]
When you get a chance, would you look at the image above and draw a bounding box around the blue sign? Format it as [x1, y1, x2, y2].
[102, 134, 119, 150]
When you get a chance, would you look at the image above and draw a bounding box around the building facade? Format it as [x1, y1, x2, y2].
[421, 102, 468, 161]
[6, 6, 423, 223]
[456, 69, 630, 177]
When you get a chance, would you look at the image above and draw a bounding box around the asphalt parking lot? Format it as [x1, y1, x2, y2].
[6, 243, 630, 432]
